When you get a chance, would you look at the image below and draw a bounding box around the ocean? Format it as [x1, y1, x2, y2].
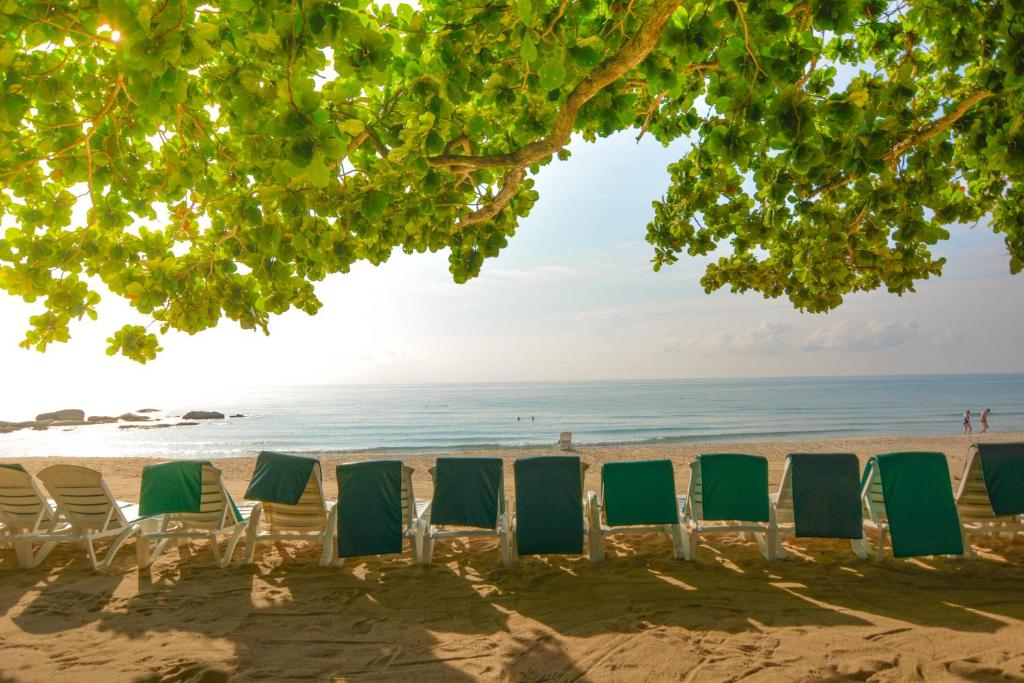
[1, 374, 1021, 458]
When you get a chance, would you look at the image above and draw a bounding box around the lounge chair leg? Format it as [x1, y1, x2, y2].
[755, 532, 777, 562]
[585, 493, 606, 565]
[851, 537, 870, 560]
[423, 533, 435, 565]
[13, 540, 57, 569]
[499, 518, 512, 568]
[682, 527, 697, 561]
[219, 524, 248, 568]
[85, 536, 100, 570]
[669, 524, 687, 560]
[241, 504, 263, 565]
[319, 506, 339, 568]
[585, 491, 605, 563]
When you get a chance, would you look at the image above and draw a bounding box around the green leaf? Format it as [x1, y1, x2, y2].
[539, 60, 566, 90]
[520, 36, 537, 63]
[516, 0, 532, 25]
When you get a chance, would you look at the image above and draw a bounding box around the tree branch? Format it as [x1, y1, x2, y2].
[811, 89, 993, 197]
[428, 0, 684, 172]
[882, 89, 993, 163]
[635, 91, 667, 142]
[456, 168, 525, 227]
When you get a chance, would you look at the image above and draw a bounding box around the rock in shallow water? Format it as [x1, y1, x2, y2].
[35, 409, 85, 422]
[182, 411, 225, 420]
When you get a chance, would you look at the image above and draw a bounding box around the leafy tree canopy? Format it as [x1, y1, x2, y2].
[1, 0, 1021, 361]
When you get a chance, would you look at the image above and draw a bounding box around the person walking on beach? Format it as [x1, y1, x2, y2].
[963, 409, 972, 435]
[981, 408, 990, 433]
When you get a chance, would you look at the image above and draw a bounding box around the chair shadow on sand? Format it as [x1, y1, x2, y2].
[5, 528, 1024, 681]
[1, 550, 122, 632]
[90, 539, 537, 681]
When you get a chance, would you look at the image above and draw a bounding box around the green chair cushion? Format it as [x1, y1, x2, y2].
[975, 443, 1024, 517]
[244, 451, 319, 505]
[139, 461, 206, 516]
[139, 460, 241, 522]
[336, 460, 404, 558]
[697, 453, 770, 522]
[514, 456, 583, 555]
[874, 452, 963, 558]
[602, 460, 678, 526]
[789, 453, 863, 539]
[431, 457, 502, 529]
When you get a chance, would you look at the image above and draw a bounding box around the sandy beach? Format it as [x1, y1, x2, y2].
[3, 432, 1024, 681]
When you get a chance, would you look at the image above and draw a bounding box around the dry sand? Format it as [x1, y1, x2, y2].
[2, 433, 1024, 682]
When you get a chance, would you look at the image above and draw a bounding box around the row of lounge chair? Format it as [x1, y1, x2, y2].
[1, 444, 1021, 571]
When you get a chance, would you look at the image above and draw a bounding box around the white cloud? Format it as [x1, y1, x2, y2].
[672, 319, 919, 356]
[802, 319, 918, 352]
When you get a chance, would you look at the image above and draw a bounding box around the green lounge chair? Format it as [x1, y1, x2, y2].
[241, 451, 331, 564]
[586, 460, 687, 562]
[319, 460, 426, 567]
[955, 443, 1024, 549]
[109, 461, 250, 569]
[861, 452, 967, 559]
[511, 455, 589, 561]
[417, 457, 511, 566]
[772, 453, 869, 559]
[679, 453, 781, 561]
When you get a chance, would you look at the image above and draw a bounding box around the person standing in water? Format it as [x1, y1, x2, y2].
[963, 409, 972, 435]
[981, 408, 990, 433]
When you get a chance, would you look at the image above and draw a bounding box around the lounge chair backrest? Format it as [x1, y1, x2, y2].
[431, 457, 503, 529]
[778, 453, 862, 539]
[263, 468, 327, 530]
[557, 432, 573, 450]
[867, 451, 964, 558]
[690, 454, 770, 522]
[601, 460, 677, 526]
[140, 463, 238, 530]
[513, 455, 585, 555]
[957, 443, 1024, 518]
[861, 460, 888, 525]
[174, 465, 235, 528]
[401, 466, 416, 531]
[244, 451, 328, 530]
[0, 465, 54, 532]
[955, 446, 993, 519]
[334, 460, 415, 558]
[37, 464, 127, 533]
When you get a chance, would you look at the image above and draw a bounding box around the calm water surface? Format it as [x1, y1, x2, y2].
[1, 374, 1021, 458]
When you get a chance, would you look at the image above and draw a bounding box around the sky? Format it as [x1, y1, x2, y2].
[2, 128, 1023, 416]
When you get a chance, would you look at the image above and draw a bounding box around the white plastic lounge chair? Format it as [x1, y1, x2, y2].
[320, 461, 426, 567]
[0, 464, 64, 568]
[32, 465, 143, 570]
[678, 454, 782, 561]
[586, 460, 688, 562]
[556, 432, 574, 451]
[417, 458, 512, 567]
[955, 443, 1024, 547]
[241, 452, 331, 564]
[772, 454, 869, 559]
[110, 462, 250, 569]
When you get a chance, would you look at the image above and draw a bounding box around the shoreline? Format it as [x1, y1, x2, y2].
[1, 429, 1021, 461]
